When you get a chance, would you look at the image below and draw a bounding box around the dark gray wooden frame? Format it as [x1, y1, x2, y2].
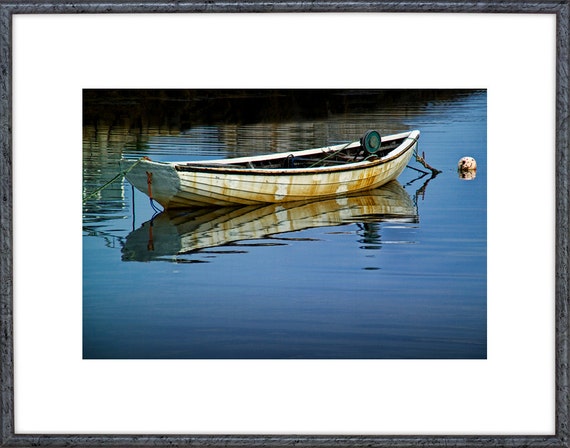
[0, 1, 568, 447]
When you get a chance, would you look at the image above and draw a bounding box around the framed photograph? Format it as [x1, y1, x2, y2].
[1, 2, 568, 447]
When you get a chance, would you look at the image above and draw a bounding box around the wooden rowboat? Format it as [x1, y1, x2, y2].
[121, 130, 420, 208]
[122, 181, 418, 262]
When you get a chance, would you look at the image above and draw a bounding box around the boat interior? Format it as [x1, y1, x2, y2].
[176, 136, 405, 171]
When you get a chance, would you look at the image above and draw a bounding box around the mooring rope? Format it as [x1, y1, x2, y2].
[83, 157, 147, 203]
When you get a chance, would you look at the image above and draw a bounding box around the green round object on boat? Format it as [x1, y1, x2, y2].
[361, 130, 382, 154]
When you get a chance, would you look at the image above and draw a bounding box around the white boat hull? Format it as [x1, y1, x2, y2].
[122, 130, 419, 208]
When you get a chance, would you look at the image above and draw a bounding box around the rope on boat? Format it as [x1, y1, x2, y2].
[308, 142, 353, 168]
[145, 171, 162, 213]
[146, 171, 153, 199]
[83, 157, 148, 203]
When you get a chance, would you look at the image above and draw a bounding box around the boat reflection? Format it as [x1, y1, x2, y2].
[122, 181, 418, 262]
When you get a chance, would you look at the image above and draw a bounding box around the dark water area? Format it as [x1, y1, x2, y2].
[83, 89, 486, 359]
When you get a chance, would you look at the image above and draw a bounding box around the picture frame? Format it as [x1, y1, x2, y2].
[1, 1, 568, 447]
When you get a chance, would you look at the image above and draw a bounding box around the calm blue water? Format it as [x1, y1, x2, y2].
[83, 90, 486, 359]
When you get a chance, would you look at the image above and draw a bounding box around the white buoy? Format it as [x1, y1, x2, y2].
[458, 156, 477, 171]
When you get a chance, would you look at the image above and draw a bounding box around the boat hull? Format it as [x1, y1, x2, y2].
[122, 130, 419, 208]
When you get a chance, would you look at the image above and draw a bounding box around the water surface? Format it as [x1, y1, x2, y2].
[83, 89, 486, 359]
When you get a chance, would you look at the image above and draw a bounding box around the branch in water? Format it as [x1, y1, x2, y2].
[414, 151, 442, 174]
